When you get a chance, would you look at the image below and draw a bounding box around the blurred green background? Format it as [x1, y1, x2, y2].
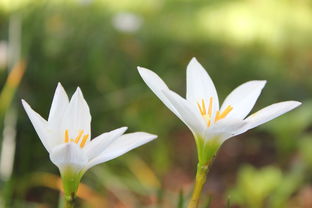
[0, 0, 312, 207]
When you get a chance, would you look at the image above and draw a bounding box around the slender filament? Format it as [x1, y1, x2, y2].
[215, 105, 233, 122]
[80, 134, 89, 148]
[64, 129, 89, 148]
[197, 97, 233, 127]
[64, 130, 69, 143]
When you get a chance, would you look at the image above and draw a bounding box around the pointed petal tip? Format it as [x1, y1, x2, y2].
[138, 132, 158, 139]
[55, 82, 67, 94]
[245, 80, 267, 85]
[186, 57, 210, 80]
[73, 86, 84, 99]
[188, 57, 200, 67]
[258, 80, 267, 86]
[150, 134, 158, 139]
[147, 132, 158, 139]
[249, 80, 267, 88]
[137, 66, 151, 75]
[258, 80, 267, 85]
[76, 86, 82, 93]
[137, 66, 144, 73]
[290, 100, 302, 108]
[190, 57, 198, 62]
[120, 126, 128, 131]
[136, 132, 158, 140]
[21, 99, 30, 108]
[278, 100, 302, 109]
[116, 126, 128, 134]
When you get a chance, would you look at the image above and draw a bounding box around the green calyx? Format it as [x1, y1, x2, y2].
[194, 134, 221, 166]
[60, 167, 84, 203]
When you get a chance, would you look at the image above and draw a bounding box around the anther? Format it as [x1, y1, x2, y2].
[215, 105, 233, 122]
[74, 130, 84, 144]
[80, 134, 89, 148]
[64, 130, 69, 143]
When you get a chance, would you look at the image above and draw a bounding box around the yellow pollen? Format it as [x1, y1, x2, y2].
[197, 97, 213, 127]
[208, 97, 213, 117]
[65, 130, 69, 143]
[203, 115, 211, 127]
[197, 98, 233, 126]
[80, 134, 89, 148]
[64, 129, 89, 148]
[74, 130, 84, 144]
[215, 105, 233, 122]
[197, 99, 205, 115]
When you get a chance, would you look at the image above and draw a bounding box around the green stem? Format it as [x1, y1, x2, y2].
[187, 163, 209, 208]
[59, 167, 83, 208]
[64, 195, 76, 208]
[57, 192, 76, 208]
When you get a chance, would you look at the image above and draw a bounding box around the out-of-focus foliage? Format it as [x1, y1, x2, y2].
[0, 61, 25, 117]
[0, 0, 311, 207]
[262, 101, 312, 159]
[229, 165, 283, 208]
[228, 165, 303, 208]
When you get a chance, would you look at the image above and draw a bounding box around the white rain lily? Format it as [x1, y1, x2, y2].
[138, 58, 301, 164]
[22, 83, 157, 196]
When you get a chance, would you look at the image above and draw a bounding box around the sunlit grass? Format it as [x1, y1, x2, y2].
[197, 0, 312, 50]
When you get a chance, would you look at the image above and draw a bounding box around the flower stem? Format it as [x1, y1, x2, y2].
[60, 167, 82, 208]
[187, 162, 209, 208]
[57, 192, 76, 208]
[64, 193, 76, 208]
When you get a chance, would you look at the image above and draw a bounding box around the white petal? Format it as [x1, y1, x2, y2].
[138, 67, 181, 117]
[220, 81, 266, 120]
[205, 119, 247, 142]
[48, 83, 69, 129]
[162, 89, 206, 134]
[61, 87, 91, 143]
[236, 101, 301, 135]
[186, 58, 219, 117]
[22, 100, 51, 152]
[85, 132, 157, 170]
[84, 127, 128, 160]
[50, 143, 88, 173]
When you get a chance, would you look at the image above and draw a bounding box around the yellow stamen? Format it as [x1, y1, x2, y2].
[201, 99, 206, 115]
[64, 130, 69, 143]
[208, 97, 213, 117]
[197, 98, 214, 127]
[80, 134, 89, 148]
[197, 103, 203, 115]
[197, 99, 205, 115]
[74, 130, 84, 144]
[202, 114, 210, 125]
[215, 105, 233, 122]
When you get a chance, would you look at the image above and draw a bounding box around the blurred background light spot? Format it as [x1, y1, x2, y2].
[77, 0, 94, 5]
[112, 12, 143, 33]
[0, 109, 17, 180]
[0, 41, 8, 70]
[197, 0, 312, 50]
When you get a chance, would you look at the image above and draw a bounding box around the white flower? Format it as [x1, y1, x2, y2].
[22, 83, 157, 184]
[138, 58, 301, 163]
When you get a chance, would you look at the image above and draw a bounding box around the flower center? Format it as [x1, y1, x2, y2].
[64, 129, 89, 148]
[197, 97, 233, 127]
